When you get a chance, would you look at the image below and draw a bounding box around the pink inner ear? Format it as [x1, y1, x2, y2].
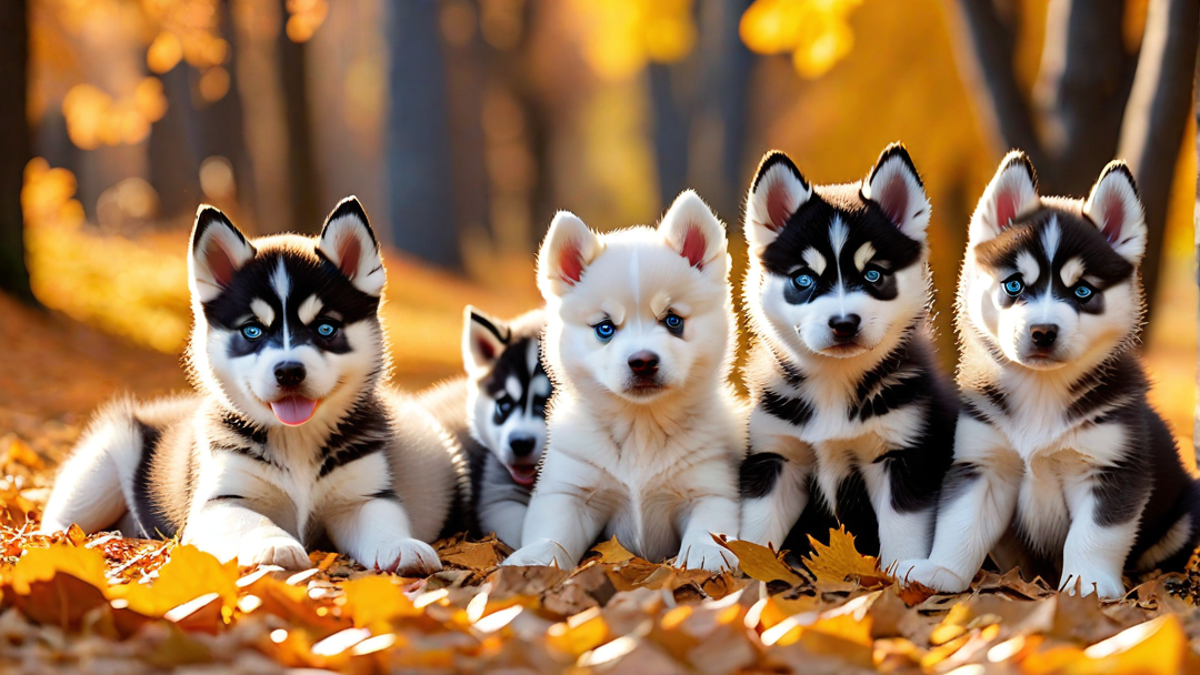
[557, 238, 585, 285]
[879, 173, 909, 227]
[765, 182, 793, 232]
[995, 190, 1019, 231]
[1098, 193, 1125, 244]
[476, 336, 496, 361]
[336, 231, 362, 279]
[680, 224, 707, 269]
[205, 241, 236, 288]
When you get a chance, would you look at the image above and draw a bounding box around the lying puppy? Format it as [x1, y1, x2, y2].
[41, 199, 467, 573]
[418, 307, 550, 547]
[737, 145, 957, 572]
[898, 154, 1200, 599]
[503, 190, 745, 572]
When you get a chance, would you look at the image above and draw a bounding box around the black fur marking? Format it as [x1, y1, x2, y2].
[484, 335, 551, 424]
[740, 453, 785, 499]
[471, 311, 511, 345]
[369, 488, 400, 501]
[1066, 357, 1144, 422]
[221, 410, 268, 446]
[131, 420, 174, 539]
[209, 495, 245, 502]
[868, 143, 924, 189]
[939, 463, 981, 505]
[318, 398, 388, 479]
[192, 207, 252, 255]
[213, 442, 278, 468]
[751, 151, 809, 195]
[761, 389, 814, 427]
[1094, 455, 1150, 527]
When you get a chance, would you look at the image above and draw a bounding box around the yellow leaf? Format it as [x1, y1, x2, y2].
[341, 576, 420, 627]
[10, 544, 108, 594]
[590, 537, 636, 564]
[802, 526, 883, 585]
[112, 545, 239, 618]
[717, 537, 804, 585]
[4, 438, 45, 471]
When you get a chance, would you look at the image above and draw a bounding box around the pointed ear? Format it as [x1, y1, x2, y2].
[189, 205, 255, 302]
[862, 143, 931, 241]
[537, 211, 602, 296]
[318, 196, 385, 296]
[971, 151, 1039, 245]
[659, 189, 727, 272]
[462, 305, 509, 374]
[745, 150, 811, 252]
[1084, 161, 1146, 264]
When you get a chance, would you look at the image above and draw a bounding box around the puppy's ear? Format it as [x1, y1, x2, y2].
[318, 196, 386, 296]
[745, 151, 811, 252]
[971, 151, 1039, 245]
[537, 211, 601, 296]
[1084, 161, 1146, 265]
[659, 190, 727, 272]
[862, 143, 930, 241]
[463, 305, 509, 374]
[189, 205, 255, 302]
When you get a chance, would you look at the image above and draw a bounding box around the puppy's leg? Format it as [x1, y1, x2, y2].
[1059, 469, 1141, 600]
[739, 431, 812, 548]
[503, 454, 607, 568]
[479, 498, 529, 549]
[861, 461, 935, 575]
[40, 410, 145, 534]
[896, 415, 1022, 592]
[677, 493, 740, 572]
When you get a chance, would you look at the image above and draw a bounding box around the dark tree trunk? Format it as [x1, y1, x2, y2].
[1193, 22, 1199, 463]
[441, 4, 490, 254]
[148, 64, 203, 218]
[0, 0, 34, 304]
[196, 0, 257, 214]
[278, 0, 322, 233]
[385, 0, 459, 268]
[648, 62, 692, 211]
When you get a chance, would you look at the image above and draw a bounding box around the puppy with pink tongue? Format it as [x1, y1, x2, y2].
[41, 199, 468, 575]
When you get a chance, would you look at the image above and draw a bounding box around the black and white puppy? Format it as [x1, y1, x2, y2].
[502, 190, 745, 572]
[738, 145, 957, 572]
[898, 154, 1200, 599]
[41, 199, 468, 573]
[418, 307, 550, 547]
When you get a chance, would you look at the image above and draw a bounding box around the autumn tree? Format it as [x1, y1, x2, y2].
[943, 0, 1200, 303]
[0, 0, 34, 304]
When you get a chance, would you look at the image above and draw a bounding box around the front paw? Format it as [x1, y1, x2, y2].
[370, 539, 442, 575]
[676, 539, 738, 573]
[895, 559, 970, 593]
[239, 536, 311, 570]
[501, 539, 572, 568]
[1060, 571, 1126, 600]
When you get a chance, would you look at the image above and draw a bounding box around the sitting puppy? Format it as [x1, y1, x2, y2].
[737, 145, 957, 573]
[898, 154, 1200, 599]
[40, 199, 467, 573]
[502, 190, 745, 572]
[418, 307, 550, 547]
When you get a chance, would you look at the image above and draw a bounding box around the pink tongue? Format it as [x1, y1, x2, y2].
[270, 396, 318, 426]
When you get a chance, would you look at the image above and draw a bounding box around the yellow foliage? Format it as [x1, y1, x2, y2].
[570, 0, 697, 82]
[10, 544, 108, 595]
[285, 0, 329, 43]
[717, 537, 804, 585]
[112, 545, 239, 618]
[62, 78, 168, 149]
[340, 576, 421, 628]
[740, 0, 862, 78]
[802, 525, 883, 584]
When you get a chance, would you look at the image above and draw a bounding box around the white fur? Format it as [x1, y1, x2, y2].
[1083, 164, 1146, 264]
[969, 152, 1039, 246]
[745, 157, 812, 253]
[505, 191, 746, 572]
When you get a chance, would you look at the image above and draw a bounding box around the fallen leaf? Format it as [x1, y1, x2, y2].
[802, 526, 885, 585]
[589, 536, 636, 564]
[10, 543, 108, 593]
[111, 545, 239, 618]
[341, 575, 421, 627]
[717, 536, 805, 585]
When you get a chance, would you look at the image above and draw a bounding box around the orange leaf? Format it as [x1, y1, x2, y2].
[111, 545, 239, 618]
[802, 526, 884, 585]
[341, 575, 421, 627]
[590, 536, 636, 564]
[10, 543, 108, 594]
[717, 536, 804, 585]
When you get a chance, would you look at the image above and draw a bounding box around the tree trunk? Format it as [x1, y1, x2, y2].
[1192, 15, 1199, 462]
[197, 0, 257, 214]
[385, 0, 459, 268]
[148, 64, 203, 218]
[278, 0, 322, 233]
[0, 0, 34, 304]
[1117, 0, 1200, 308]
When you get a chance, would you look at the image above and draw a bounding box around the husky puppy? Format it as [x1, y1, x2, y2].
[417, 307, 550, 547]
[897, 154, 1200, 599]
[737, 145, 957, 572]
[40, 199, 467, 573]
[502, 190, 745, 572]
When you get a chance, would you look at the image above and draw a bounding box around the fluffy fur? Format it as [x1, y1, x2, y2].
[897, 154, 1200, 599]
[417, 307, 550, 547]
[40, 199, 469, 573]
[737, 145, 958, 573]
[502, 190, 746, 572]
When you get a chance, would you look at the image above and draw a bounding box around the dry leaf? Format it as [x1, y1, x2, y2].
[590, 536, 636, 564]
[803, 526, 885, 585]
[112, 545, 239, 618]
[716, 536, 804, 585]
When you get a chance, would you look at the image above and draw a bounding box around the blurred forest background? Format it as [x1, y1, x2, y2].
[0, 0, 1197, 456]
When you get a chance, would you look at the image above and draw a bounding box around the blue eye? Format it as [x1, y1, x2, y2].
[1003, 278, 1024, 297]
[664, 312, 684, 336]
[316, 322, 337, 337]
[792, 273, 815, 289]
[864, 269, 882, 283]
[242, 324, 264, 340]
[594, 320, 616, 342]
[1074, 285, 1093, 300]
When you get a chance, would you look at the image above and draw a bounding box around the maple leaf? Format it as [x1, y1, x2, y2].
[340, 575, 421, 627]
[802, 526, 885, 585]
[716, 536, 804, 585]
[590, 536, 636, 564]
[112, 545, 239, 619]
[9, 543, 108, 594]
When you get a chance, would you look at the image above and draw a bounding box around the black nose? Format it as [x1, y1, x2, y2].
[274, 362, 306, 387]
[509, 436, 536, 458]
[1030, 324, 1058, 348]
[829, 314, 861, 339]
[628, 351, 660, 377]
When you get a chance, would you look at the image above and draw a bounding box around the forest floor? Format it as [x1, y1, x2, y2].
[3, 203, 1200, 673]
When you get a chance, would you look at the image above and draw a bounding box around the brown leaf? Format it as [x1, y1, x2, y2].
[802, 526, 885, 585]
[8, 572, 108, 630]
[589, 536, 636, 564]
[111, 545, 239, 619]
[717, 536, 804, 585]
[341, 575, 421, 627]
